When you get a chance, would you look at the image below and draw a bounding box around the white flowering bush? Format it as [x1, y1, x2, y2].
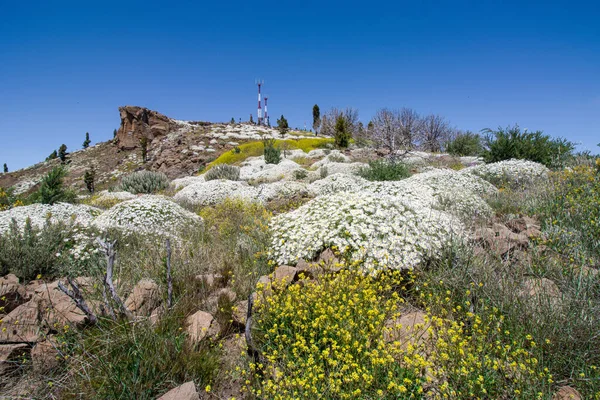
[318, 162, 367, 176]
[93, 195, 202, 237]
[173, 180, 260, 207]
[256, 181, 313, 203]
[308, 173, 369, 196]
[87, 190, 137, 209]
[0, 203, 101, 234]
[461, 159, 549, 187]
[170, 175, 205, 189]
[270, 192, 463, 273]
[239, 158, 301, 182]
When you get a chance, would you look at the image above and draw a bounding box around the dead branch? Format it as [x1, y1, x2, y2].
[57, 278, 98, 325]
[96, 238, 133, 320]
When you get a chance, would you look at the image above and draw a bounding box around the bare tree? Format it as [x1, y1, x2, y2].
[320, 107, 359, 137]
[419, 114, 453, 152]
[370, 108, 421, 155]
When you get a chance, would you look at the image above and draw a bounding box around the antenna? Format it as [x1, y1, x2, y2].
[256, 79, 264, 125]
[264, 94, 269, 128]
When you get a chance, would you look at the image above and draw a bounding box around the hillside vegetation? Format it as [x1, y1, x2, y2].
[1, 112, 599, 399]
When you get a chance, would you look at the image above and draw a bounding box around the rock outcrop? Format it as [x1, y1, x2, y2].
[116, 106, 177, 150]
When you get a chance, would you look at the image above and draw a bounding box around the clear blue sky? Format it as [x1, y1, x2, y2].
[1, 0, 599, 170]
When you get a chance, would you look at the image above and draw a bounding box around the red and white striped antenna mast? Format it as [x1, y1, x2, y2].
[264, 94, 269, 126]
[256, 79, 264, 125]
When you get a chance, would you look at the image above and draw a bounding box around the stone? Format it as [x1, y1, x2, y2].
[116, 106, 176, 150]
[206, 288, 237, 313]
[295, 260, 321, 279]
[0, 274, 30, 314]
[272, 265, 297, 286]
[552, 386, 582, 400]
[0, 343, 30, 376]
[0, 301, 42, 343]
[195, 273, 224, 288]
[157, 381, 200, 400]
[186, 310, 220, 344]
[506, 216, 541, 233]
[384, 310, 430, 348]
[31, 336, 60, 372]
[318, 249, 342, 271]
[521, 277, 561, 299]
[232, 300, 248, 326]
[34, 281, 88, 328]
[124, 279, 161, 317]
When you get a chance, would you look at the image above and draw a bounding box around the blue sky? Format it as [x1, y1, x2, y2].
[1, 0, 599, 170]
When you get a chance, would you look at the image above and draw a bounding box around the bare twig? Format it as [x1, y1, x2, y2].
[57, 279, 98, 325]
[166, 238, 173, 309]
[101, 284, 115, 320]
[97, 238, 133, 320]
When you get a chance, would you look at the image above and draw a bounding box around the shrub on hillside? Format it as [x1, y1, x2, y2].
[37, 165, 77, 205]
[204, 164, 240, 181]
[119, 170, 169, 194]
[445, 131, 483, 156]
[263, 138, 281, 164]
[334, 115, 351, 148]
[0, 218, 73, 280]
[358, 159, 410, 181]
[482, 125, 574, 168]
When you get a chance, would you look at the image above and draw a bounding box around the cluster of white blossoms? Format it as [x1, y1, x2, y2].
[270, 192, 463, 272]
[308, 173, 369, 196]
[317, 162, 367, 176]
[93, 195, 202, 237]
[174, 179, 260, 207]
[256, 181, 313, 203]
[0, 203, 101, 234]
[461, 159, 549, 187]
[239, 158, 302, 182]
[170, 175, 205, 189]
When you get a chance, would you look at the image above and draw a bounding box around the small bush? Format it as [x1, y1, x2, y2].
[319, 166, 328, 179]
[294, 169, 308, 180]
[482, 125, 574, 168]
[0, 218, 70, 280]
[119, 170, 169, 194]
[358, 159, 410, 181]
[445, 132, 483, 156]
[263, 138, 281, 165]
[204, 164, 240, 181]
[328, 153, 346, 163]
[334, 115, 351, 148]
[38, 165, 77, 205]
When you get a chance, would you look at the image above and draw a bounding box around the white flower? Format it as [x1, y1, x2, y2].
[460, 159, 549, 187]
[174, 179, 261, 206]
[0, 203, 101, 235]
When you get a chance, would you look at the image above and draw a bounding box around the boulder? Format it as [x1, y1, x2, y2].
[186, 310, 220, 344]
[116, 106, 176, 150]
[125, 279, 161, 317]
[0, 301, 41, 343]
[205, 288, 237, 313]
[157, 381, 200, 400]
[0, 274, 30, 314]
[232, 300, 248, 326]
[34, 281, 88, 328]
[552, 386, 582, 400]
[272, 266, 297, 286]
[0, 343, 30, 376]
[318, 249, 342, 271]
[31, 336, 60, 372]
[384, 310, 430, 348]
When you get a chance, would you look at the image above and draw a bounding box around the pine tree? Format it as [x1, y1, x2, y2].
[58, 144, 68, 163]
[312, 104, 321, 135]
[39, 166, 68, 204]
[334, 115, 351, 148]
[230, 117, 235, 124]
[46, 150, 58, 161]
[82, 132, 91, 149]
[83, 166, 96, 193]
[277, 115, 289, 138]
[140, 137, 148, 163]
[250, 114, 254, 124]
[3, 163, 7, 173]
[113, 128, 118, 138]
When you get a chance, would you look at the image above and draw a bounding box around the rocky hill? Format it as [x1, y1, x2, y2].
[0, 105, 311, 195]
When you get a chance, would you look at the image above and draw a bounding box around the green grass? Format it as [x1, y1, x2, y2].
[207, 138, 334, 169]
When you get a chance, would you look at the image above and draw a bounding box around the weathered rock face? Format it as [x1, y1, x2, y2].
[116, 106, 176, 150]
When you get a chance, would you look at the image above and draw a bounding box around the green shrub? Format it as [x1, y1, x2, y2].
[263, 138, 281, 165]
[334, 115, 351, 148]
[0, 218, 70, 280]
[482, 125, 574, 168]
[358, 159, 410, 181]
[294, 169, 308, 180]
[38, 165, 77, 204]
[204, 164, 240, 181]
[119, 170, 169, 194]
[445, 132, 483, 156]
